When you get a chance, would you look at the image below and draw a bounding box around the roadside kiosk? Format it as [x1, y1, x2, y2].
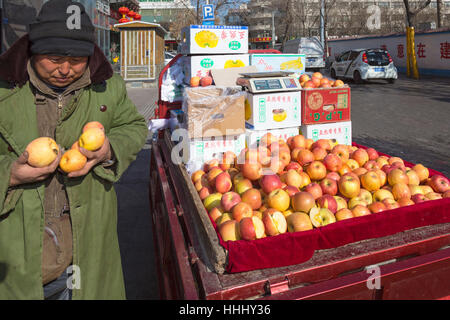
[113, 20, 167, 81]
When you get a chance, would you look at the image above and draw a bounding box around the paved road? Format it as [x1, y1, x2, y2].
[115, 86, 159, 299]
[346, 73, 450, 178]
[116, 73, 450, 299]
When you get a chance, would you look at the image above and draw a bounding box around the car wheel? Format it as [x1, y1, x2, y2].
[330, 68, 337, 79]
[353, 71, 363, 84]
[388, 78, 396, 84]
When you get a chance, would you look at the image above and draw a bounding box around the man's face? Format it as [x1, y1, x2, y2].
[33, 55, 88, 87]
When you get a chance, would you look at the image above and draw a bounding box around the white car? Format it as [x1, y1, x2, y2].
[330, 49, 398, 84]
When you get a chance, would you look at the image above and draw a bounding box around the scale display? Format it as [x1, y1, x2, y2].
[245, 77, 301, 93]
[253, 79, 283, 91]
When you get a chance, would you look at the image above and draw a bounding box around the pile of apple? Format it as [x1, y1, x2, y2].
[190, 75, 213, 87]
[191, 133, 450, 242]
[299, 72, 345, 89]
[25, 121, 105, 173]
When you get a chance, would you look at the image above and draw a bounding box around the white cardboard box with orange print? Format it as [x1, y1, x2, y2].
[180, 25, 249, 55]
[182, 54, 250, 84]
[245, 91, 302, 131]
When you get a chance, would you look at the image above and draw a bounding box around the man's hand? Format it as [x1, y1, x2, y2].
[67, 136, 112, 178]
[9, 148, 62, 187]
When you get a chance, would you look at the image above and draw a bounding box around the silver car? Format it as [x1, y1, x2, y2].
[330, 49, 398, 84]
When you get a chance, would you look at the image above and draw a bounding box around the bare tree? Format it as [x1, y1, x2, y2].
[403, 0, 432, 27]
[437, 0, 443, 28]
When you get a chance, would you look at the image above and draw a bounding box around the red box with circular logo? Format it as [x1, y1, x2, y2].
[301, 87, 351, 124]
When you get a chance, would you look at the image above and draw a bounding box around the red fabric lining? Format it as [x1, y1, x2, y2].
[210, 143, 450, 274]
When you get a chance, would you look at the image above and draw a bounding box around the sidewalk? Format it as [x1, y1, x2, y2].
[115, 85, 159, 299]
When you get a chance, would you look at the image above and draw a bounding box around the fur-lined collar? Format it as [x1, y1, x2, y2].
[0, 34, 113, 87]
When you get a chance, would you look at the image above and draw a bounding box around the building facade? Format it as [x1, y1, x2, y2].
[247, 0, 273, 49]
[137, 0, 194, 51]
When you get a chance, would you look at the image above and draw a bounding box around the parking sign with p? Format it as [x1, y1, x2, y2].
[202, 4, 214, 21]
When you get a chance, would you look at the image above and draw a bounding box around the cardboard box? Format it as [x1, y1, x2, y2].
[183, 87, 246, 139]
[301, 86, 351, 125]
[300, 121, 352, 145]
[245, 126, 300, 148]
[180, 25, 248, 55]
[211, 66, 258, 87]
[246, 91, 301, 130]
[250, 54, 306, 74]
[183, 54, 250, 84]
[180, 134, 246, 174]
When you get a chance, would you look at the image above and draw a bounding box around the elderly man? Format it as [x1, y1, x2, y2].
[0, 0, 148, 299]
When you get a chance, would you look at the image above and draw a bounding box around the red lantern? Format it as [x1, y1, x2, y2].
[119, 18, 129, 23]
[134, 13, 141, 21]
[118, 6, 129, 18]
[127, 10, 136, 21]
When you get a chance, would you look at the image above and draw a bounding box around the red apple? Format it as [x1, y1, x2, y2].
[382, 198, 400, 210]
[285, 161, 303, 173]
[297, 149, 315, 166]
[351, 148, 369, 167]
[234, 178, 253, 195]
[218, 220, 240, 241]
[221, 191, 241, 212]
[291, 191, 316, 213]
[260, 174, 283, 195]
[366, 148, 379, 160]
[289, 134, 307, 149]
[198, 186, 213, 200]
[241, 188, 262, 210]
[312, 146, 327, 161]
[368, 201, 387, 213]
[360, 170, 381, 192]
[351, 204, 371, 217]
[304, 182, 323, 200]
[316, 194, 338, 214]
[215, 171, 232, 193]
[239, 216, 265, 240]
[262, 208, 287, 236]
[392, 182, 411, 200]
[320, 178, 338, 196]
[338, 174, 361, 199]
[306, 160, 327, 181]
[323, 153, 343, 172]
[326, 171, 341, 183]
[335, 208, 354, 221]
[412, 193, 427, 204]
[387, 168, 409, 186]
[267, 188, 290, 212]
[412, 164, 429, 183]
[232, 202, 253, 222]
[283, 185, 300, 197]
[286, 212, 313, 232]
[285, 169, 304, 189]
[241, 161, 263, 181]
[428, 175, 450, 193]
[331, 144, 350, 163]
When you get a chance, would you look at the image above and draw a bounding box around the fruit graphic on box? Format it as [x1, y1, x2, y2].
[224, 59, 246, 68]
[280, 57, 304, 71]
[195, 30, 219, 48]
[272, 109, 287, 122]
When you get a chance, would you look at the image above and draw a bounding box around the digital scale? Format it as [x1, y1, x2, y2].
[237, 71, 301, 94]
[238, 71, 303, 131]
